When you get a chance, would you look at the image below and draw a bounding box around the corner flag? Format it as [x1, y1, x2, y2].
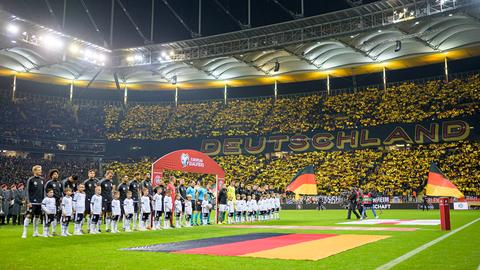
[425, 163, 464, 199]
[286, 165, 317, 198]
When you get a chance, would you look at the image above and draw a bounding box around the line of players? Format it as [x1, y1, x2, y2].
[220, 193, 281, 224]
[21, 165, 282, 238]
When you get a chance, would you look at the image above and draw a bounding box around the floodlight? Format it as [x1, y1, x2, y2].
[69, 44, 80, 54]
[84, 49, 93, 59]
[6, 24, 19, 35]
[97, 54, 106, 62]
[42, 35, 64, 50]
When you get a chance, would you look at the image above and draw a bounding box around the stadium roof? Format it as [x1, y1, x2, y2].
[1, 0, 480, 90]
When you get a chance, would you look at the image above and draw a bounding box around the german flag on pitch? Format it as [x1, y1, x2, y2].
[286, 165, 317, 197]
[425, 163, 464, 198]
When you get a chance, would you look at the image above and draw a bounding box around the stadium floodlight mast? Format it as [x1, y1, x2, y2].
[69, 80, 74, 102]
[175, 85, 178, 106]
[224, 83, 228, 105]
[11, 72, 17, 102]
[326, 73, 331, 95]
[274, 79, 278, 100]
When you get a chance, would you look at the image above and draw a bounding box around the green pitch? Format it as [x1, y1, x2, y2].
[1, 210, 479, 270]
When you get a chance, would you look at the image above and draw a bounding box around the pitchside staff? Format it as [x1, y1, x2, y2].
[22, 165, 45, 238]
[346, 188, 361, 220]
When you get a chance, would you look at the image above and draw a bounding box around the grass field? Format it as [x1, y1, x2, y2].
[1, 210, 479, 270]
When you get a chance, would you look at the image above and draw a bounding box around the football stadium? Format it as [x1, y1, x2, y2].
[0, 0, 479, 269]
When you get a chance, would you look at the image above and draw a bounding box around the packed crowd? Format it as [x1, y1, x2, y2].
[0, 97, 105, 140]
[103, 74, 480, 140]
[1, 74, 479, 141]
[0, 156, 98, 185]
[110, 142, 479, 196]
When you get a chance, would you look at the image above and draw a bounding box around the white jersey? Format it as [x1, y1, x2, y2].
[185, 200, 192, 215]
[112, 199, 121, 216]
[42, 197, 56, 214]
[73, 192, 86, 214]
[274, 197, 281, 209]
[252, 200, 258, 211]
[153, 193, 163, 211]
[201, 200, 211, 214]
[90, 194, 102, 215]
[164, 196, 172, 212]
[124, 198, 134, 214]
[174, 200, 182, 214]
[227, 201, 234, 213]
[258, 199, 264, 211]
[141, 196, 151, 213]
[269, 198, 275, 209]
[246, 200, 253, 212]
[62, 196, 73, 216]
[237, 200, 246, 211]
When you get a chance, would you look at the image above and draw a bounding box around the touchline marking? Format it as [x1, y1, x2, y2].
[376, 217, 480, 270]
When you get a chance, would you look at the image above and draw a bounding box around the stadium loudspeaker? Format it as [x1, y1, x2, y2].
[394, 40, 402, 52]
[274, 61, 280, 72]
[172, 75, 177, 85]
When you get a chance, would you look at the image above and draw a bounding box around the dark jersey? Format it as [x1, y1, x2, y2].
[26, 176, 44, 205]
[253, 191, 261, 201]
[62, 178, 77, 193]
[129, 180, 140, 202]
[118, 182, 129, 202]
[141, 180, 153, 196]
[236, 187, 246, 196]
[177, 185, 187, 202]
[83, 178, 98, 201]
[45, 180, 63, 202]
[218, 188, 227, 204]
[99, 179, 113, 202]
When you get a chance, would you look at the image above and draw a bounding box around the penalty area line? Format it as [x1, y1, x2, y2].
[376, 217, 480, 270]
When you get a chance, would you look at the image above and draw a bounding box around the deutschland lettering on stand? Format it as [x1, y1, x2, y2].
[201, 119, 473, 156]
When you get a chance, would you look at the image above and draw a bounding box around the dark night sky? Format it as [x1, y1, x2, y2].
[0, 0, 379, 49]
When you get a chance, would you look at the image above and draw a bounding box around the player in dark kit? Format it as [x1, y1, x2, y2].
[141, 173, 153, 197]
[118, 176, 130, 205]
[118, 175, 129, 230]
[45, 169, 63, 235]
[99, 170, 115, 232]
[83, 169, 98, 232]
[129, 172, 141, 230]
[22, 165, 45, 238]
[177, 178, 187, 212]
[62, 175, 78, 193]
